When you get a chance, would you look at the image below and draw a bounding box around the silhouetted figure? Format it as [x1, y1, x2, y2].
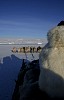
[57, 21, 64, 26]
[30, 47, 32, 53]
[23, 47, 25, 53]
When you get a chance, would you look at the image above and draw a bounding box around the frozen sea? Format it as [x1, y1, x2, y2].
[0, 44, 40, 100]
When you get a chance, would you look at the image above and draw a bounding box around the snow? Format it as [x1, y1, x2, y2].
[0, 44, 39, 100]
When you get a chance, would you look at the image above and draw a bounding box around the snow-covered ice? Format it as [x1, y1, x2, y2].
[0, 44, 39, 100]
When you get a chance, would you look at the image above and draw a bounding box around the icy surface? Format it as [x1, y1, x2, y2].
[0, 44, 39, 100]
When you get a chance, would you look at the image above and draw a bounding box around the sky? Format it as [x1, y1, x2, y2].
[0, 0, 64, 39]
